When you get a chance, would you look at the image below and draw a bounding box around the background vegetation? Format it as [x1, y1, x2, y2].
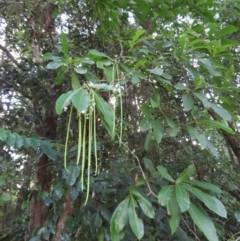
[0, 0, 240, 240]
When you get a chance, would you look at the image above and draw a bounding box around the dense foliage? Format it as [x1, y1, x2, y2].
[1, 0, 240, 240]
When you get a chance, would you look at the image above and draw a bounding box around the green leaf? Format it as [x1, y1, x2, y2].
[40, 142, 58, 160]
[55, 90, 78, 114]
[187, 180, 222, 194]
[206, 140, 218, 157]
[0, 193, 11, 203]
[139, 117, 151, 131]
[89, 49, 111, 59]
[174, 83, 190, 90]
[185, 185, 227, 218]
[60, 33, 68, 56]
[158, 185, 174, 206]
[186, 126, 207, 149]
[104, 66, 115, 82]
[53, 183, 64, 199]
[74, 67, 88, 74]
[234, 211, 240, 222]
[176, 165, 195, 184]
[46, 61, 63, 70]
[110, 200, 127, 241]
[137, 195, 155, 219]
[215, 25, 238, 38]
[188, 202, 219, 241]
[208, 102, 232, 121]
[166, 118, 178, 137]
[153, 119, 164, 144]
[182, 93, 194, 111]
[175, 184, 190, 212]
[143, 158, 154, 172]
[167, 192, 180, 234]
[94, 92, 115, 137]
[193, 76, 204, 89]
[115, 198, 130, 232]
[71, 89, 90, 113]
[144, 132, 151, 151]
[128, 198, 144, 240]
[147, 68, 163, 76]
[199, 120, 234, 134]
[64, 165, 81, 186]
[157, 165, 175, 182]
[55, 66, 68, 85]
[193, 92, 209, 107]
[71, 71, 81, 89]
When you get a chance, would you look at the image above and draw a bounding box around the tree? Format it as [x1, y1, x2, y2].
[0, 0, 240, 240]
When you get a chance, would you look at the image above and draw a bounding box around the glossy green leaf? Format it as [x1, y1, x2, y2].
[89, 49, 111, 59]
[153, 119, 164, 144]
[94, 92, 115, 137]
[187, 180, 222, 194]
[185, 185, 227, 218]
[74, 67, 87, 74]
[144, 132, 151, 151]
[139, 117, 151, 131]
[234, 211, 240, 222]
[60, 33, 68, 55]
[208, 103, 232, 121]
[167, 192, 180, 234]
[158, 185, 174, 206]
[188, 202, 218, 241]
[206, 140, 219, 157]
[147, 67, 163, 76]
[199, 120, 234, 134]
[110, 200, 127, 241]
[176, 165, 195, 184]
[71, 89, 90, 113]
[71, 71, 81, 89]
[104, 66, 115, 82]
[55, 90, 78, 114]
[174, 83, 190, 90]
[55, 66, 68, 85]
[193, 92, 209, 107]
[115, 198, 130, 232]
[215, 25, 238, 38]
[166, 118, 178, 137]
[157, 165, 175, 182]
[137, 195, 155, 219]
[182, 93, 194, 111]
[46, 61, 63, 70]
[64, 165, 81, 186]
[129, 198, 144, 240]
[175, 184, 190, 212]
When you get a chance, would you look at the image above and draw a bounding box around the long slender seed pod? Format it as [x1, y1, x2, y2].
[92, 93, 98, 175]
[116, 62, 123, 145]
[76, 113, 82, 165]
[81, 112, 87, 189]
[64, 104, 73, 169]
[85, 109, 93, 204]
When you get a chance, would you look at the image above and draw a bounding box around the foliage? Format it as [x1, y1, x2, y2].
[0, 0, 240, 241]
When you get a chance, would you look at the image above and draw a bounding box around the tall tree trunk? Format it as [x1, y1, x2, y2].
[28, 108, 57, 240]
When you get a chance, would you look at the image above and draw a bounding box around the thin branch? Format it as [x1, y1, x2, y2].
[181, 217, 201, 241]
[120, 139, 158, 198]
[0, 44, 24, 70]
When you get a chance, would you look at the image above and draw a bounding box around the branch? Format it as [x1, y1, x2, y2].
[0, 44, 24, 70]
[120, 139, 158, 198]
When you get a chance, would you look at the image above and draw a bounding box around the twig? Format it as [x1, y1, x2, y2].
[0, 44, 24, 70]
[120, 139, 158, 198]
[181, 217, 201, 241]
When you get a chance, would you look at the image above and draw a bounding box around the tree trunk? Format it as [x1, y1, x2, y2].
[28, 108, 57, 240]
